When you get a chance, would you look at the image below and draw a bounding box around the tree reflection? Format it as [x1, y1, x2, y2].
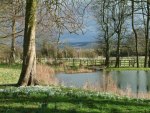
[145, 71, 150, 92]
[136, 71, 139, 97]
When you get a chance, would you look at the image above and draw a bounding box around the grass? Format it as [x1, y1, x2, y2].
[0, 64, 20, 84]
[0, 86, 150, 113]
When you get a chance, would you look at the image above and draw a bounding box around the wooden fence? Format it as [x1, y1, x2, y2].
[55, 58, 145, 67]
[0, 57, 146, 68]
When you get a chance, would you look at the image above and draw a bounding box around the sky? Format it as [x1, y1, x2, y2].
[60, 18, 98, 43]
[60, 3, 98, 43]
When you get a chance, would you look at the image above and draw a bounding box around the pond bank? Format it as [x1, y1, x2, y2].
[54, 66, 95, 74]
[107, 67, 150, 71]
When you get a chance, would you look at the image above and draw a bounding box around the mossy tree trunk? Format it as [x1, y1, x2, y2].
[18, 0, 37, 86]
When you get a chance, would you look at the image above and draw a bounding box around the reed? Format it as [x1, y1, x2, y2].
[36, 64, 58, 85]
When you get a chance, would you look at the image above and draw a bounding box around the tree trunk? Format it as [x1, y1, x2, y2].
[147, 1, 150, 67]
[131, 0, 139, 68]
[144, 35, 149, 67]
[105, 24, 110, 68]
[115, 32, 121, 68]
[149, 49, 150, 67]
[9, 19, 16, 64]
[9, 1, 17, 64]
[105, 41, 110, 68]
[144, 0, 150, 67]
[18, 0, 37, 86]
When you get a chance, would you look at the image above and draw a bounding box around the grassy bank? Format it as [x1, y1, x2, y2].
[0, 86, 150, 113]
[107, 67, 150, 71]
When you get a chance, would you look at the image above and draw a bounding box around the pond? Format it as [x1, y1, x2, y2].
[56, 70, 150, 93]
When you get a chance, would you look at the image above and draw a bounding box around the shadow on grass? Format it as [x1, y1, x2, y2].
[0, 94, 150, 113]
[0, 84, 17, 87]
[0, 103, 149, 113]
[0, 63, 21, 69]
[0, 105, 101, 113]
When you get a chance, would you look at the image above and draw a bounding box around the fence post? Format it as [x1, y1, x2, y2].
[87, 60, 89, 66]
[119, 60, 121, 67]
[95, 60, 97, 66]
[73, 59, 75, 66]
[80, 59, 82, 66]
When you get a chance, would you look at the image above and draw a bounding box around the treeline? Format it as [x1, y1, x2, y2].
[93, 0, 150, 68]
[39, 41, 98, 59]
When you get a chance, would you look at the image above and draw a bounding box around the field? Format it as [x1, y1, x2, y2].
[0, 64, 150, 113]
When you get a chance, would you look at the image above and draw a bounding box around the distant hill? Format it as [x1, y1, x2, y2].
[61, 41, 97, 49]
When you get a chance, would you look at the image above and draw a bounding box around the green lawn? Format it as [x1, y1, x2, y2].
[0, 64, 21, 84]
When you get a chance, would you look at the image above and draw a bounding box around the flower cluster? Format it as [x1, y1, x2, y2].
[0, 86, 147, 103]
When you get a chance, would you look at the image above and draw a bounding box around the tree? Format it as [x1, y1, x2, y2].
[112, 0, 127, 68]
[93, 0, 128, 68]
[93, 0, 115, 67]
[131, 0, 139, 68]
[148, 2, 150, 67]
[9, 0, 24, 64]
[127, 28, 145, 56]
[140, 0, 150, 67]
[17, 0, 37, 86]
[0, 0, 24, 64]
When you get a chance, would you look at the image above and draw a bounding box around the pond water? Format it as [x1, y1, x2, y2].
[56, 70, 150, 93]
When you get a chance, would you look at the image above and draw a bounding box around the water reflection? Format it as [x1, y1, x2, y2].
[111, 71, 150, 93]
[56, 72, 103, 88]
[146, 71, 150, 92]
[102, 70, 111, 91]
[56, 70, 150, 93]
